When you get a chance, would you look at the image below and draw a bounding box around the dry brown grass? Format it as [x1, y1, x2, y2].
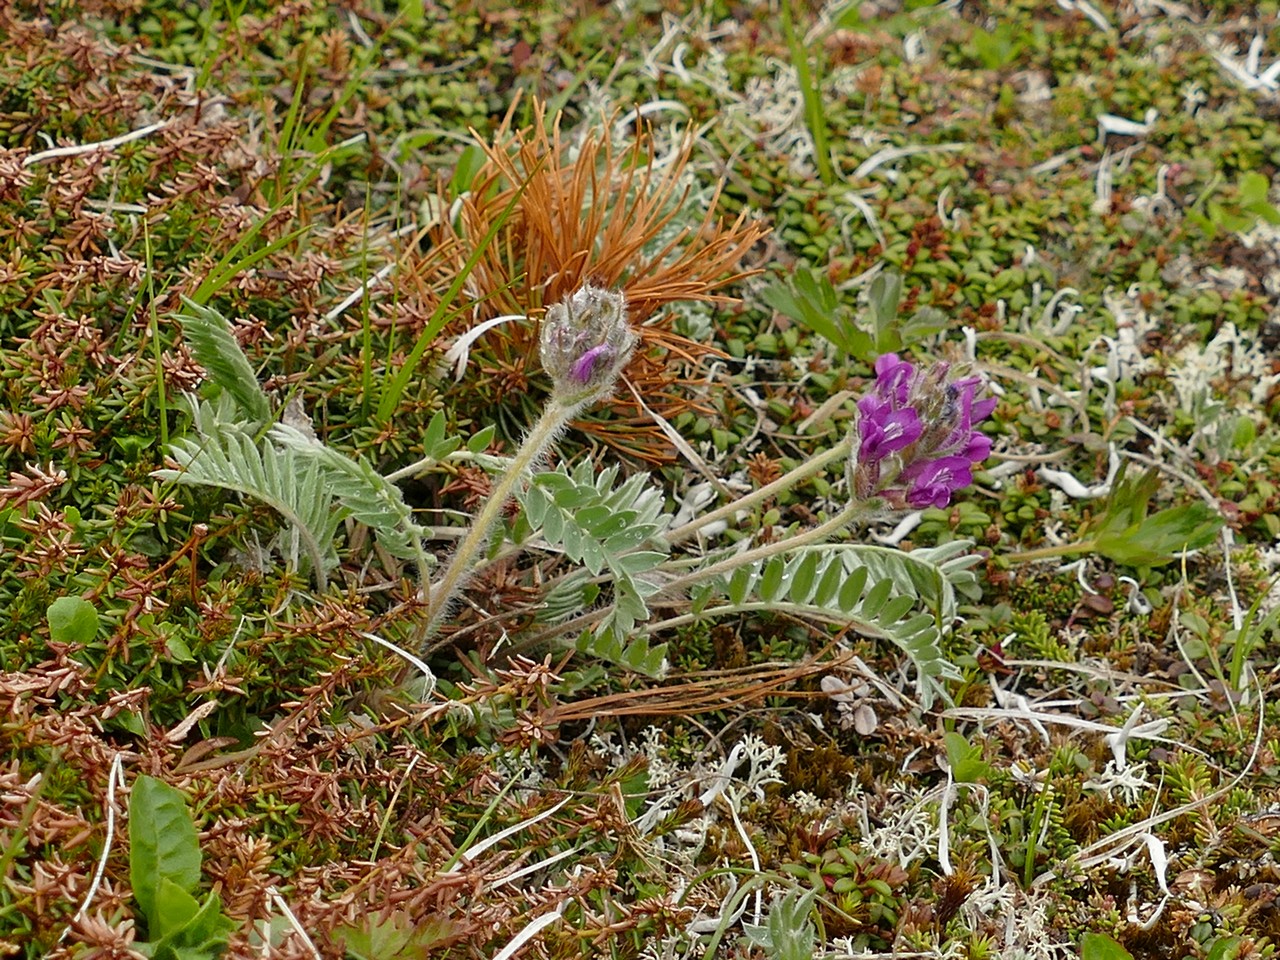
[435, 96, 769, 461]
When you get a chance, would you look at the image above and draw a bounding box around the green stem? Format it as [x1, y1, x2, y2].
[781, 0, 834, 186]
[385, 449, 513, 484]
[664, 435, 852, 546]
[1002, 540, 1094, 565]
[418, 396, 579, 646]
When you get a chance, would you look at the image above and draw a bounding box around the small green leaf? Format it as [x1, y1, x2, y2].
[728, 566, 755, 606]
[1238, 171, 1269, 204]
[838, 565, 869, 611]
[613, 551, 667, 574]
[812, 555, 844, 607]
[943, 732, 991, 783]
[467, 423, 496, 453]
[859, 577, 894, 619]
[450, 144, 486, 195]
[542, 506, 564, 544]
[878, 593, 916, 624]
[47, 596, 100, 644]
[788, 552, 819, 604]
[1205, 936, 1243, 960]
[759, 556, 787, 602]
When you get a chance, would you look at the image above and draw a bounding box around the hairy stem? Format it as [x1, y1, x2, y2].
[660, 498, 866, 599]
[418, 396, 580, 647]
[664, 434, 853, 545]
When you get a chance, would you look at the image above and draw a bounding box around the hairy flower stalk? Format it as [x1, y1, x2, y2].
[419, 285, 636, 646]
[850, 352, 995, 510]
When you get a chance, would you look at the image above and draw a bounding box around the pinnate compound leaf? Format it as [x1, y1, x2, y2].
[175, 299, 271, 423]
[697, 543, 973, 708]
[271, 424, 427, 561]
[1094, 502, 1223, 567]
[521, 463, 672, 654]
[154, 409, 341, 584]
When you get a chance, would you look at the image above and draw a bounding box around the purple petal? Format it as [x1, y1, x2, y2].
[857, 393, 890, 419]
[873, 353, 914, 405]
[901, 456, 973, 509]
[570, 344, 613, 384]
[860, 407, 923, 460]
[961, 430, 991, 463]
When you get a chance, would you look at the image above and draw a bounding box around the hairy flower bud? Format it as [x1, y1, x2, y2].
[539, 284, 637, 404]
[849, 352, 996, 510]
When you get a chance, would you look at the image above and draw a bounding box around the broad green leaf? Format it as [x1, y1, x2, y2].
[129, 776, 202, 924]
[422, 411, 446, 453]
[1080, 932, 1134, 960]
[1205, 937, 1243, 960]
[150, 878, 201, 940]
[450, 143, 486, 195]
[338, 909, 468, 959]
[47, 596, 100, 644]
[944, 732, 992, 783]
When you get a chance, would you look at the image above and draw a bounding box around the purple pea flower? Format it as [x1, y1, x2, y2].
[849, 353, 996, 510]
[857, 396, 922, 461]
[900, 456, 974, 509]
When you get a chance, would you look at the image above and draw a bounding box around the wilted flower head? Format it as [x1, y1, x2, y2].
[849, 353, 996, 510]
[539, 284, 637, 404]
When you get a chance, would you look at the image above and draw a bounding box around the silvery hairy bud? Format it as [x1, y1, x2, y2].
[539, 284, 637, 405]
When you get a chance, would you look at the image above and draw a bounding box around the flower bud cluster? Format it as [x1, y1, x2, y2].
[539, 284, 636, 405]
[849, 352, 996, 510]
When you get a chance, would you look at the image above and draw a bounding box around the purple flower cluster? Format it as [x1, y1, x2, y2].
[850, 353, 996, 510]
